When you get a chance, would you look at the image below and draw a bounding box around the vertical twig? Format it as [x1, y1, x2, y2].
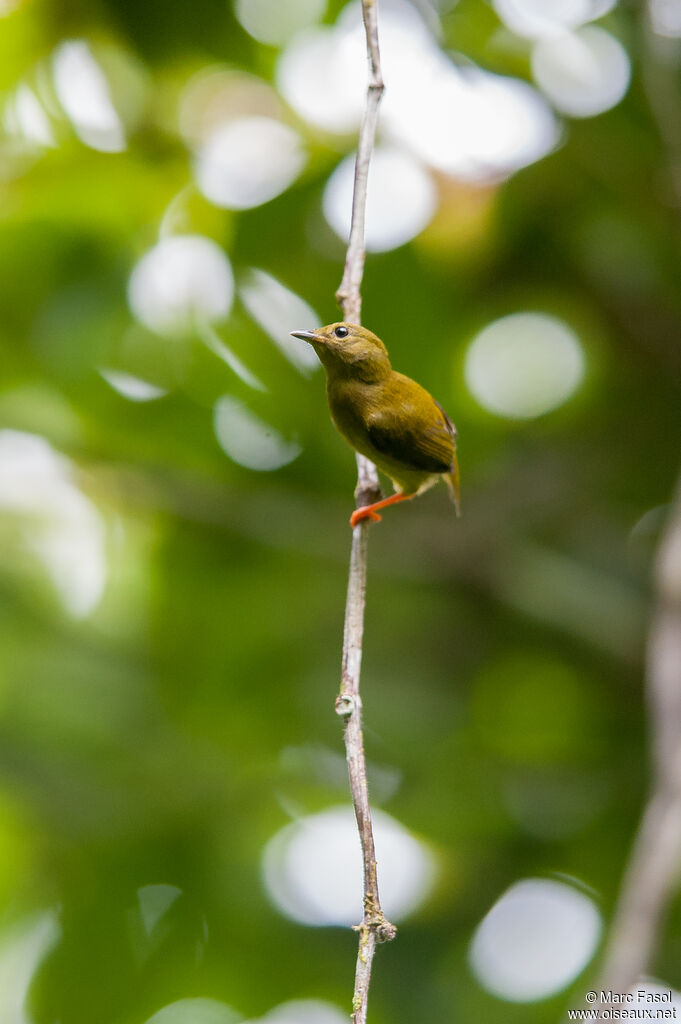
[332, 3, 395, 1023]
[595, 475, 681, 1007]
[335, 0, 384, 328]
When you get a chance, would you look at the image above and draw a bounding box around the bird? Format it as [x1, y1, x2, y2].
[290, 322, 460, 528]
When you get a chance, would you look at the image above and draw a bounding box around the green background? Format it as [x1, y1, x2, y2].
[0, 0, 680, 1021]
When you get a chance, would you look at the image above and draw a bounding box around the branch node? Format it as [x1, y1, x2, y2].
[353, 913, 397, 945]
[335, 693, 357, 717]
[376, 920, 397, 944]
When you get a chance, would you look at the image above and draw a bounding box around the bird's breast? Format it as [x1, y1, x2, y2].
[326, 380, 375, 451]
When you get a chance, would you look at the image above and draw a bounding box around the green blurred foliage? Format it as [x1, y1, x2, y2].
[0, 1, 679, 1023]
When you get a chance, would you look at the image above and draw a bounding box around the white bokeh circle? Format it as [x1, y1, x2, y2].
[492, 0, 617, 41]
[127, 235, 234, 336]
[243, 1001, 348, 1024]
[276, 26, 364, 134]
[194, 116, 306, 210]
[262, 805, 435, 926]
[239, 269, 320, 375]
[323, 147, 437, 252]
[144, 998, 240, 1024]
[213, 396, 301, 471]
[52, 39, 125, 152]
[99, 369, 167, 402]
[0, 431, 107, 618]
[651, 0, 681, 37]
[235, 0, 327, 47]
[464, 312, 585, 419]
[532, 26, 631, 118]
[279, 4, 558, 182]
[469, 877, 602, 1001]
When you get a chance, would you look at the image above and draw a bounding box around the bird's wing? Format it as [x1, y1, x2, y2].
[367, 380, 456, 474]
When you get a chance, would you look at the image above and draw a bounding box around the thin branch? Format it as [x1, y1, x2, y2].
[335, 0, 384, 328]
[332, 3, 395, 1023]
[595, 474, 681, 1008]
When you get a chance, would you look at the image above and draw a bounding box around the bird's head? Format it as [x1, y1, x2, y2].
[290, 322, 391, 381]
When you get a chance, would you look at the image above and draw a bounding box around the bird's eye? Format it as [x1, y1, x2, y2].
[335, 325, 349, 338]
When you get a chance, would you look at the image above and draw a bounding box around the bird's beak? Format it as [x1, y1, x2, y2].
[290, 329, 325, 344]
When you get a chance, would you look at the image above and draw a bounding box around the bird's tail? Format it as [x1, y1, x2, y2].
[444, 450, 461, 517]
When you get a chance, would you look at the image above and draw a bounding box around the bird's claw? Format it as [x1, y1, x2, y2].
[350, 507, 382, 528]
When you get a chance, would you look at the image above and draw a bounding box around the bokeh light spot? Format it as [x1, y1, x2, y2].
[52, 40, 125, 151]
[493, 0, 616, 41]
[128, 235, 234, 337]
[651, 0, 681, 37]
[197, 322, 267, 392]
[464, 312, 585, 419]
[179, 69, 281, 146]
[137, 884, 183, 936]
[262, 805, 435, 926]
[323, 146, 437, 252]
[280, 3, 557, 181]
[239, 269, 320, 375]
[0, 911, 61, 1024]
[213, 396, 301, 471]
[144, 999, 240, 1024]
[5, 84, 55, 148]
[532, 26, 631, 118]
[0, 431, 107, 618]
[469, 878, 601, 1001]
[194, 117, 306, 210]
[243, 1000, 348, 1024]
[99, 369, 168, 402]
[391, 69, 559, 182]
[276, 26, 364, 134]
[235, 0, 327, 47]
[378, 15, 559, 181]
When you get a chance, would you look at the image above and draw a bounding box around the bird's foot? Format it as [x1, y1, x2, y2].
[350, 506, 383, 528]
[350, 491, 413, 527]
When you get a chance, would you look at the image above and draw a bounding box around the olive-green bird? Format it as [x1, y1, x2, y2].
[290, 322, 460, 528]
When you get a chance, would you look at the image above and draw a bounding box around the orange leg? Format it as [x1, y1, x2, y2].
[350, 492, 413, 528]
